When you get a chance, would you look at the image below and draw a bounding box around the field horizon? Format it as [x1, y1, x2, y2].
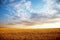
[0, 28, 60, 40]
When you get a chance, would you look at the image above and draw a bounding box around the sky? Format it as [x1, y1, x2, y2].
[0, 0, 60, 28]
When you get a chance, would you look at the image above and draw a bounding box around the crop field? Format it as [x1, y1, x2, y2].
[0, 28, 60, 40]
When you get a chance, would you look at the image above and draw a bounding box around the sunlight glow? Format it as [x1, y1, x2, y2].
[27, 22, 60, 29]
[6, 21, 60, 29]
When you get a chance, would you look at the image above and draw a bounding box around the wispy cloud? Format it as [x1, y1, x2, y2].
[1, 0, 60, 24]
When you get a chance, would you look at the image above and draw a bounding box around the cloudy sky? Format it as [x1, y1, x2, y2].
[0, 0, 60, 28]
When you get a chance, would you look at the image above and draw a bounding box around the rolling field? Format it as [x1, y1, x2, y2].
[0, 28, 60, 40]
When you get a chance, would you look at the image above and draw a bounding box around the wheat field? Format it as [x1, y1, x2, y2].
[0, 28, 60, 40]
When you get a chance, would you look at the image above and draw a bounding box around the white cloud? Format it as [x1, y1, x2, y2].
[56, 3, 60, 9]
[34, 0, 60, 19]
[5, 0, 32, 22]
[39, 0, 57, 14]
[4, 0, 60, 24]
[25, 1, 31, 11]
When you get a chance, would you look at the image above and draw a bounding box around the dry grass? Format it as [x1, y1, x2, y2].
[0, 28, 60, 40]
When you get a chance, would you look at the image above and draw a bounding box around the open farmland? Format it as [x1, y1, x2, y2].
[0, 28, 60, 40]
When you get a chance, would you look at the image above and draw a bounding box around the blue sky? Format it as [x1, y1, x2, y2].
[30, 0, 46, 12]
[0, 0, 60, 24]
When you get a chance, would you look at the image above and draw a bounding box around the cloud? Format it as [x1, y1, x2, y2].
[31, 0, 60, 19]
[25, 1, 32, 12]
[1, 0, 60, 24]
[39, 0, 57, 15]
[3, 0, 32, 23]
